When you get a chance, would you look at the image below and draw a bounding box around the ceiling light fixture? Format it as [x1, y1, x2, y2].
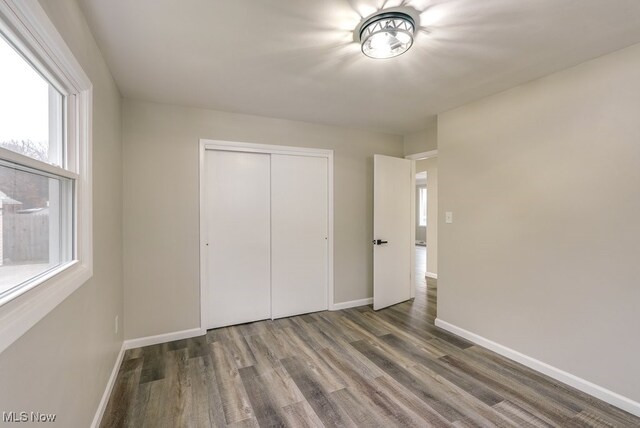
[359, 11, 415, 59]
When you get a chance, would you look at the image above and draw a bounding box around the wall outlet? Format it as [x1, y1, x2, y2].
[445, 211, 453, 224]
[115, 315, 119, 335]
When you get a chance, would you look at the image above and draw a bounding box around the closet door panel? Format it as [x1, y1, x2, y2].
[271, 154, 328, 318]
[205, 150, 271, 328]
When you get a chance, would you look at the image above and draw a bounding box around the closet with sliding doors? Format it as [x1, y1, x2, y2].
[200, 140, 332, 329]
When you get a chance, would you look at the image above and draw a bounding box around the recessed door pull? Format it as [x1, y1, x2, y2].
[373, 239, 388, 245]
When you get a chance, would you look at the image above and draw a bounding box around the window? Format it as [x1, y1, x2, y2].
[419, 187, 427, 227]
[0, 34, 63, 166]
[0, 34, 72, 299]
[0, 0, 92, 353]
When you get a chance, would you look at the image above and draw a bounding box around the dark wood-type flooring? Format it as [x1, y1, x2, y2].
[102, 276, 640, 427]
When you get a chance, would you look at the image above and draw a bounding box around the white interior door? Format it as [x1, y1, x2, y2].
[204, 150, 271, 328]
[271, 154, 328, 318]
[373, 154, 412, 310]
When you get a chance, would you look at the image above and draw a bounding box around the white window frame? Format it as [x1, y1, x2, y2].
[0, 0, 92, 353]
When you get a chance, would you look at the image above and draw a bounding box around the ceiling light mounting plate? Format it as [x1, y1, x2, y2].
[358, 10, 416, 59]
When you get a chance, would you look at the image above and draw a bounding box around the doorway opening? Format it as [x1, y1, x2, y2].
[406, 150, 438, 300]
[415, 171, 427, 290]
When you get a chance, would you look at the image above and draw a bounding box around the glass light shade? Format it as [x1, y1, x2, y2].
[360, 12, 415, 59]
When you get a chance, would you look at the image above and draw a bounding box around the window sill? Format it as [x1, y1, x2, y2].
[0, 260, 92, 353]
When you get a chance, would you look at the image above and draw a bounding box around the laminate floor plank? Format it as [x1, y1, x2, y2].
[373, 375, 451, 427]
[280, 356, 356, 428]
[211, 341, 255, 424]
[242, 334, 305, 409]
[318, 340, 385, 382]
[407, 363, 516, 427]
[100, 357, 143, 428]
[239, 365, 288, 427]
[221, 326, 258, 369]
[101, 277, 640, 427]
[566, 410, 616, 428]
[138, 344, 166, 384]
[140, 380, 168, 428]
[163, 349, 193, 428]
[330, 388, 391, 428]
[320, 347, 440, 427]
[340, 319, 422, 371]
[465, 346, 639, 427]
[438, 354, 575, 425]
[188, 356, 216, 428]
[351, 339, 479, 423]
[492, 400, 554, 428]
[341, 308, 391, 337]
[127, 381, 151, 428]
[380, 333, 504, 406]
[278, 327, 346, 393]
[293, 318, 339, 352]
[227, 417, 260, 428]
[281, 400, 324, 428]
[199, 353, 230, 427]
[315, 311, 368, 342]
[244, 333, 284, 375]
[360, 310, 447, 358]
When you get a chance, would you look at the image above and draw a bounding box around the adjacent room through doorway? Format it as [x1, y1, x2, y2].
[415, 171, 427, 288]
[410, 152, 438, 300]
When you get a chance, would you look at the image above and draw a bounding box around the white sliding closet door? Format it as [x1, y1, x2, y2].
[271, 154, 328, 318]
[204, 150, 271, 329]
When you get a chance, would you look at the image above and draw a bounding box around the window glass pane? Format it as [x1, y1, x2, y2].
[0, 163, 72, 298]
[0, 34, 63, 167]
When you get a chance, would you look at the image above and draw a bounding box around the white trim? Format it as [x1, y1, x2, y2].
[0, 263, 91, 353]
[409, 161, 416, 299]
[93, 328, 205, 427]
[0, 1, 91, 92]
[434, 318, 640, 417]
[327, 152, 335, 308]
[90, 344, 125, 428]
[426, 272, 438, 279]
[201, 139, 333, 158]
[0, 148, 80, 180]
[124, 327, 205, 350]
[330, 297, 373, 311]
[405, 149, 438, 161]
[199, 139, 334, 329]
[0, 0, 93, 353]
[0, 261, 77, 307]
[199, 142, 207, 330]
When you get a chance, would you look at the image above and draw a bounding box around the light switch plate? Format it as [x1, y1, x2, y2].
[445, 211, 453, 224]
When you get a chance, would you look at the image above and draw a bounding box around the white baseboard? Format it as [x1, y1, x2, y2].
[91, 343, 125, 428]
[123, 327, 205, 350]
[330, 297, 373, 311]
[426, 272, 438, 279]
[434, 318, 640, 417]
[92, 327, 205, 426]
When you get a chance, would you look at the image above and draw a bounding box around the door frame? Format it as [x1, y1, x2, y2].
[405, 150, 438, 298]
[198, 139, 334, 331]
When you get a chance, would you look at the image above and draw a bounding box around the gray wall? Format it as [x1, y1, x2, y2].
[0, 0, 123, 426]
[123, 100, 403, 340]
[404, 123, 437, 156]
[438, 43, 640, 402]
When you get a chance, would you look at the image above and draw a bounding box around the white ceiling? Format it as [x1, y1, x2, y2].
[78, 0, 640, 134]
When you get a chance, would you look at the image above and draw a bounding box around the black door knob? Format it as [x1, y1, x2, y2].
[372, 239, 389, 245]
